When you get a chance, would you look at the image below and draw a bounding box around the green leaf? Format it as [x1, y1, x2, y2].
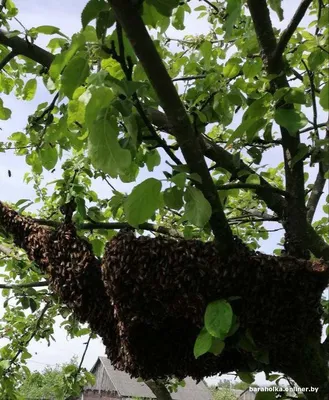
[284, 88, 307, 104]
[171, 172, 187, 189]
[34, 25, 67, 38]
[22, 79, 37, 101]
[319, 82, 329, 110]
[39, 145, 58, 170]
[49, 34, 85, 80]
[209, 338, 225, 356]
[308, 49, 326, 70]
[147, 0, 180, 17]
[91, 239, 104, 256]
[224, 0, 242, 38]
[274, 108, 308, 135]
[85, 87, 114, 129]
[29, 298, 37, 313]
[61, 56, 90, 99]
[243, 58, 262, 79]
[255, 392, 277, 400]
[204, 300, 233, 339]
[88, 107, 131, 177]
[145, 150, 161, 171]
[81, 0, 107, 28]
[246, 174, 260, 185]
[238, 371, 254, 384]
[267, 374, 281, 382]
[124, 178, 162, 226]
[0, 98, 11, 120]
[163, 187, 183, 210]
[223, 57, 241, 79]
[193, 328, 212, 359]
[184, 187, 211, 227]
[268, 0, 283, 21]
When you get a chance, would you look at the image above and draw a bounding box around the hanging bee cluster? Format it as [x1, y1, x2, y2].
[0, 201, 113, 341]
[101, 231, 328, 380]
[0, 201, 51, 270]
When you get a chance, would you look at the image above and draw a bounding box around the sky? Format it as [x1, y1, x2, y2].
[0, 0, 328, 388]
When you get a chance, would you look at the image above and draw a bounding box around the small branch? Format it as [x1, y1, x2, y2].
[172, 75, 206, 82]
[299, 123, 327, 134]
[202, 0, 220, 14]
[301, 59, 319, 140]
[216, 183, 289, 197]
[33, 219, 182, 237]
[0, 281, 48, 289]
[34, 92, 59, 123]
[273, 0, 312, 60]
[0, 50, 16, 71]
[5, 302, 51, 373]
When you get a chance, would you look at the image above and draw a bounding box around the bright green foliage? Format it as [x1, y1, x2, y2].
[184, 187, 212, 227]
[204, 300, 233, 339]
[124, 178, 162, 226]
[17, 358, 95, 400]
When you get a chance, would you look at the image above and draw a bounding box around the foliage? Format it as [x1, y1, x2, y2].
[0, 0, 328, 398]
[17, 357, 95, 400]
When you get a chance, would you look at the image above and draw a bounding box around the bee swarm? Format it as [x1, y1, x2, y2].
[1, 202, 328, 380]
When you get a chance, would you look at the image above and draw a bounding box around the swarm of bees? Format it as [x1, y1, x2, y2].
[0, 201, 328, 380]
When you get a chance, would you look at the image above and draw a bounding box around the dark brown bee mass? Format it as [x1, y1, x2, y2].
[0, 201, 328, 381]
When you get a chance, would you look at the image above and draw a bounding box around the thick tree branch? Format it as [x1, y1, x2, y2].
[273, 0, 313, 60]
[145, 380, 173, 400]
[109, 0, 234, 252]
[0, 30, 54, 68]
[247, 0, 308, 258]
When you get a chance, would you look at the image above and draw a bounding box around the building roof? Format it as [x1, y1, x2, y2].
[88, 356, 212, 400]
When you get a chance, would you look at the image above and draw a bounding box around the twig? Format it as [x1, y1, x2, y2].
[34, 92, 59, 123]
[299, 123, 326, 134]
[202, 0, 220, 14]
[273, 0, 312, 60]
[5, 302, 51, 373]
[301, 60, 319, 140]
[216, 183, 289, 197]
[172, 75, 206, 82]
[33, 218, 182, 237]
[0, 50, 16, 71]
[0, 281, 48, 289]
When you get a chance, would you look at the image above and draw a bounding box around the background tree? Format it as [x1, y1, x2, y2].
[0, 0, 328, 399]
[17, 356, 94, 400]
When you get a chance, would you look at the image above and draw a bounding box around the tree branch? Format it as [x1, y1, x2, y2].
[0, 281, 48, 289]
[273, 0, 313, 60]
[145, 380, 173, 400]
[247, 0, 309, 258]
[34, 219, 183, 237]
[109, 0, 235, 253]
[0, 30, 54, 68]
[216, 183, 289, 197]
[0, 50, 16, 70]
